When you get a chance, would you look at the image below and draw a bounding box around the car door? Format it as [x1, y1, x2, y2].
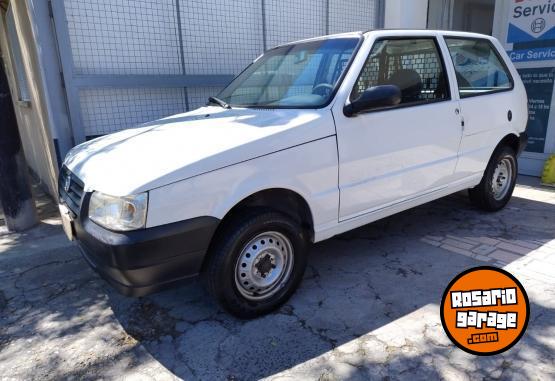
[334, 36, 463, 220]
[443, 37, 522, 178]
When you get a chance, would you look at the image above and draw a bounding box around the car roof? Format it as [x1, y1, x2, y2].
[364, 29, 495, 40]
[278, 29, 494, 48]
[276, 31, 364, 47]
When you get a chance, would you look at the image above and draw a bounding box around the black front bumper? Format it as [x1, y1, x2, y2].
[67, 194, 219, 297]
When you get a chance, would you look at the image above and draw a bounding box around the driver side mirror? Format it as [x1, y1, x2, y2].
[344, 85, 402, 117]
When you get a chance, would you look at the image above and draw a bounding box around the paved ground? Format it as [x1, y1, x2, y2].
[0, 177, 554, 381]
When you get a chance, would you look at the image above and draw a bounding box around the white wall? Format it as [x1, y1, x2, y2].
[384, 0, 429, 29]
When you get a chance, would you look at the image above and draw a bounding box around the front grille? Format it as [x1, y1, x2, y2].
[58, 166, 84, 214]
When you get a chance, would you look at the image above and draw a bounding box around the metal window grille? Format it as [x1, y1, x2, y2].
[63, 0, 182, 75]
[180, 0, 264, 75]
[55, 0, 381, 141]
[353, 39, 447, 102]
[79, 88, 187, 136]
[328, 0, 379, 34]
[398, 52, 444, 100]
[264, 0, 327, 48]
[181, 86, 224, 113]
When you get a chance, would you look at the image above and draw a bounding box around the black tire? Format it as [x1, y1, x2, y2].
[469, 145, 518, 212]
[202, 209, 309, 319]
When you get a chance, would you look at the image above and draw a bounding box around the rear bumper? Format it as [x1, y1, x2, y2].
[518, 131, 528, 157]
[68, 194, 219, 296]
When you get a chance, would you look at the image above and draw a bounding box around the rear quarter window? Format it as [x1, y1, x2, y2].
[445, 38, 513, 98]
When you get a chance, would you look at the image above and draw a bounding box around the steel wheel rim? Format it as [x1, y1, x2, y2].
[492, 157, 513, 201]
[234, 231, 294, 301]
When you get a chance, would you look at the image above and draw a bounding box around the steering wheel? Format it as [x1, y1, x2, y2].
[312, 83, 334, 97]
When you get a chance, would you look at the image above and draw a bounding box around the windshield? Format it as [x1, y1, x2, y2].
[216, 37, 360, 108]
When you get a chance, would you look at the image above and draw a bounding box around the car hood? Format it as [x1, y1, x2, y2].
[64, 106, 334, 196]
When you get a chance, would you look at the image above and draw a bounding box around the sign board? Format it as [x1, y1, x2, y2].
[517, 67, 555, 152]
[503, 0, 555, 157]
[507, 0, 555, 62]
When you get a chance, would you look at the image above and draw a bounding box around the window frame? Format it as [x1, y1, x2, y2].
[348, 36, 452, 113]
[444, 36, 515, 100]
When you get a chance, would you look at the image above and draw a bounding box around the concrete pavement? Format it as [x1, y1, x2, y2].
[0, 177, 554, 380]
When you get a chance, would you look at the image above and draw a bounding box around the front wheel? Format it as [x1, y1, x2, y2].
[469, 145, 518, 212]
[203, 210, 309, 319]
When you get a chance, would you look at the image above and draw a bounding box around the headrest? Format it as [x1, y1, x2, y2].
[387, 69, 423, 102]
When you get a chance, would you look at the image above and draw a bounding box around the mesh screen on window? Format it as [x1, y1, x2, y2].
[351, 39, 449, 106]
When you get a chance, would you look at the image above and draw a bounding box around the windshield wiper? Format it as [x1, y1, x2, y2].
[208, 96, 231, 109]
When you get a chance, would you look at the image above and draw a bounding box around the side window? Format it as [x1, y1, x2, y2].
[445, 38, 513, 98]
[351, 38, 449, 108]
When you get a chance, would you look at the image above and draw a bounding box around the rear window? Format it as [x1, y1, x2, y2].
[445, 38, 513, 98]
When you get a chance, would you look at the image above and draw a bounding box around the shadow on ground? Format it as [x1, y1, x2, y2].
[1, 189, 554, 380]
[108, 192, 555, 380]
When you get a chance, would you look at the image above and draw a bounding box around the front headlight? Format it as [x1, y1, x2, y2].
[88, 191, 148, 231]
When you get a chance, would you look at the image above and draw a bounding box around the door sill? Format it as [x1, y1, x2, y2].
[315, 174, 482, 242]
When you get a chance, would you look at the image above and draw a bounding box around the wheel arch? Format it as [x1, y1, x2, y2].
[477, 132, 521, 181]
[212, 187, 315, 243]
[496, 133, 520, 155]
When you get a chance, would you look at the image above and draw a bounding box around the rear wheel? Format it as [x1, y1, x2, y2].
[469, 145, 517, 212]
[203, 209, 309, 319]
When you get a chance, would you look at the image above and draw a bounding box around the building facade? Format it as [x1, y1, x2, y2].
[0, 0, 383, 196]
[0, 0, 553, 198]
[427, 0, 555, 176]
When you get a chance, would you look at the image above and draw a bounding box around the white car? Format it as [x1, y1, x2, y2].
[59, 30, 528, 318]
